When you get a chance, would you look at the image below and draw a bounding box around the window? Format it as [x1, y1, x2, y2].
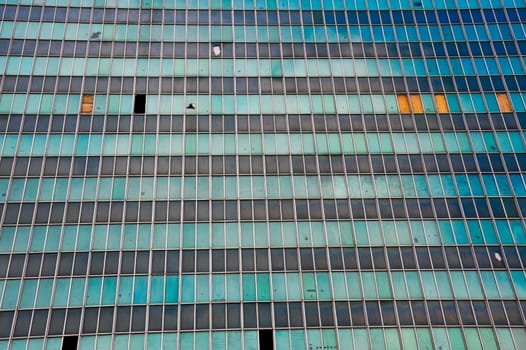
[80, 95, 93, 114]
[259, 329, 273, 349]
[410, 94, 424, 113]
[62, 335, 78, 350]
[496, 93, 513, 112]
[435, 94, 449, 113]
[398, 94, 425, 113]
[134, 94, 146, 114]
[398, 95, 410, 113]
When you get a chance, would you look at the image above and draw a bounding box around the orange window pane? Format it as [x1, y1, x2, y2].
[81, 95, 94, 114]
[397, 95, 411, 113]
[496, 93, 513, 112]
[410, 94, 424, 113]
[435, 94, 449, 113]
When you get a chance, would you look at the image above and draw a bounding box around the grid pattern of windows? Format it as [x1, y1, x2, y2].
[0, 0, 526, 349]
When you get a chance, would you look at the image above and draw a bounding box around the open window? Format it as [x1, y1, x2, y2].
[62, 335, 78, 350]
[259, 329, 273, 349]
[134, 94, 146, 114]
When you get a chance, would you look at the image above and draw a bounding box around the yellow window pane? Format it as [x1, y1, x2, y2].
[397, 95, 410, 113]
[410, 94, 424, 113]
[496, 93, 513, 112]
[435, 94, 449, 113]
[81, 95, 94, 114]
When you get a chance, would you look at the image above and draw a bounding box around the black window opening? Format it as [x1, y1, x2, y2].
[134, 94, 146, 114]
[62, 335, 78, 350]
[259, 329, 274, 350]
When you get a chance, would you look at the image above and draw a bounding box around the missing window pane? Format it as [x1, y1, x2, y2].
[62, 335, 78, 350]
[134, 94, 146, 114]
[259, 329, 273, 350]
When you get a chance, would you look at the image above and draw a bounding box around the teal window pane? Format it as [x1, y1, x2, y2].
[151, 224, 167, 249]
[1, 280, 20, 308]
[370, 329, 386, 350]
[53, 279, 70, 307]
[226, 274, 241, 301]
[242, 273, 256, 301]
[316, 272, 332, 299]
[45, 226, 61, 251]
[131, 221, 147, 247]
[421, 271, 439, 298]
[102, 277, 117, 304]
[391, 272, 408, 298]
[8, 179, 24, 201]
[36, 279, 53, 307]
[346, 272, 363, 299]
[510, 271, 526, 298]
[435, 271, 453, 298]
[494, 271, 514, 298]
[463, 329, 483, 349]
[256, 273, 270, 301]
[86, 277, 102, 305]
[467, 219, 486, 244]
[123, 224, 137, 249]
[195, 275, 209, 302]
[271, 273, 286, 300]
[376, 271, 392, 298]
[480, 271, 500, 298]
[326, 221, 342, 245]
[0, 94, 13, 113]
[147, 334, 161, 349]
[431, 328, 451, 350]
[133, 276, 148, 303]
[165, 275, 178, 303]
[54, 178, 69, 201]
[91, 225, 108, 250]
[405, 271, 423, 298]
[20, 279, 38, 308]
[181, 275, 194, 302]
[477, 329, 498, 349]
[332, 272, 347, 299]
[118, 276, 133, 304]
[495, 328, 515, 349]
[448, 220, 468, 244]
[211, 274, 225, 302]
[195, 332, 209, 350]
[510, 328, 526, 350]
[112, 335, 127, 350]
[62, 226, 77, 251]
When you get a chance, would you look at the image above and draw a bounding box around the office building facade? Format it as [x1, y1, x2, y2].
[0, 0, 525, 348]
